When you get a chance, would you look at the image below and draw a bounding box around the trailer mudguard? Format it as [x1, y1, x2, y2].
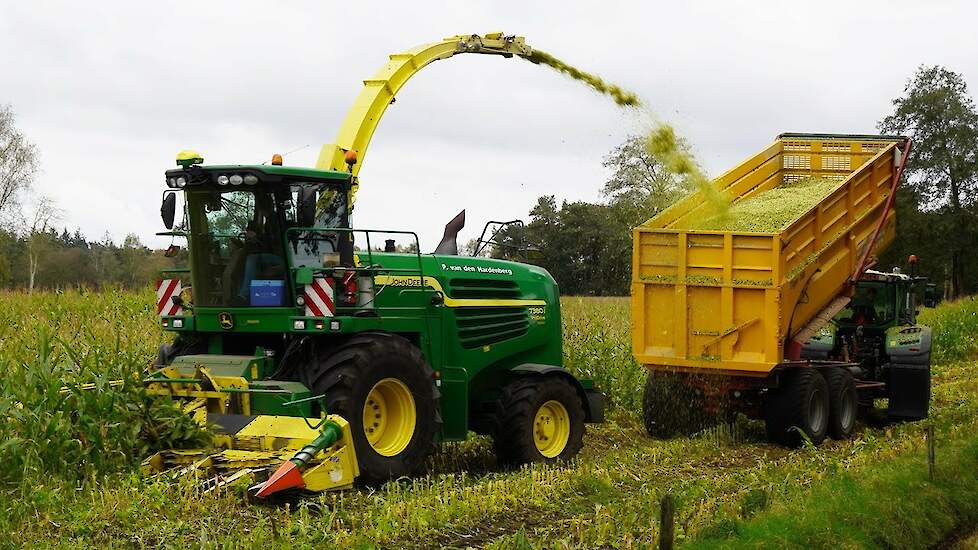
[885, 325, 932, 365]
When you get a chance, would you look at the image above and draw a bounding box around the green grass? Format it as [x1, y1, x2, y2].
[1, 291, 977, 548]
[919, 295, 978, 363]
[687, 436, 978, 549]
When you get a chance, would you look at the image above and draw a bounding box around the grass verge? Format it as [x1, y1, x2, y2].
[688, 435, 978, 549]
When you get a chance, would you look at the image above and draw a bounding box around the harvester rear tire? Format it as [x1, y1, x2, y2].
[824, 368, 857, 440]
[642, 371, 714, 438]
[301, 332, 439, 485]
[764, 368, 829, 447]
[491, 376, 585, 466]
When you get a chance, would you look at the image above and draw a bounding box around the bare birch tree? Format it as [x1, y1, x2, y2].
[0, 104, 40, 227]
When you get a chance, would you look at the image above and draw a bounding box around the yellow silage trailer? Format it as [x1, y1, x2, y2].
[631, 133, 927, 446]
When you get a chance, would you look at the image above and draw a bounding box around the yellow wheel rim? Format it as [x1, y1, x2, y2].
[533, 400, 570, 458]
[363, 378, 416, 457]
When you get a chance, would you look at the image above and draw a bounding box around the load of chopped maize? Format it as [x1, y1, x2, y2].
[686, 176, 840, 232]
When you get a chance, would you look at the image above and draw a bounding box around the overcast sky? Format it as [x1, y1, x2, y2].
[2, 1, 976, 250]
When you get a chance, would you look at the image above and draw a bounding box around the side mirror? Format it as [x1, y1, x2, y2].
[298, 187, 317, 227]
[161, 192, 177, 229]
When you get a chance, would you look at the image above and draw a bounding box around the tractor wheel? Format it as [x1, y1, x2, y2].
[764, 368, 829, 447]
[642, 371, 715, 438]
[301, 332, 439, 485]
[491, 376, 585, 466]
[824, 367, 857, 440]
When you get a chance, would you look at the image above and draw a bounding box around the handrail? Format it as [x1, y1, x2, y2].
[285, 226, 425, 277]
[284, 227, 432, 313]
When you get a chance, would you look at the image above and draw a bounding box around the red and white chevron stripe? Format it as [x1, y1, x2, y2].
[304, 277, 335, 317]
[156, 278, 184, 317]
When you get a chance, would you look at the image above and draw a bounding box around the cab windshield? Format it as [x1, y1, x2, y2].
[185, 183, 348, 307]
[838, 282, 896, 326]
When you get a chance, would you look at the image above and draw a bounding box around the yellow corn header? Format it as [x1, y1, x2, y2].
[631, 133, 910, 376]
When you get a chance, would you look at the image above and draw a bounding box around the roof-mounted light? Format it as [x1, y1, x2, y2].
[244, 174, 258, 185]
[230, 175, 243, 186]
[217, 175, 230, 186]
[271, 154, 283, 166]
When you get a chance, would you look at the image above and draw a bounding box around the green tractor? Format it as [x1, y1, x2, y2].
[802, 260, 936, 425]
[148, 154, 603, 495]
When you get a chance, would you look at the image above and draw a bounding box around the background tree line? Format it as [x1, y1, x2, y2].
[1, 65, 975, 296]
[0, 104, 178, 291]
[491, 65, 978, 298]
[0, 228, 179, 290]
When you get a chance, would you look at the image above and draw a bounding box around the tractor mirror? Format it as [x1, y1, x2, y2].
[298, 187, 317, 227]
[161, 192, 177, 229]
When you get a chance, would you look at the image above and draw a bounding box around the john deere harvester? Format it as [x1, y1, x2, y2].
[146, 33, 603, 497]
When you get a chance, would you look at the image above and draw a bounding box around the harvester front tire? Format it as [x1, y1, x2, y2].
[302, 333, 439, 485]
[764, 368, 829, 447]
[491, 376, 585, 466]
[824, 367, 857, 440]
[642, 371, 714, 438]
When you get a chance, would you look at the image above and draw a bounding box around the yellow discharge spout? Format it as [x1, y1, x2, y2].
[316, 32, 640, 208]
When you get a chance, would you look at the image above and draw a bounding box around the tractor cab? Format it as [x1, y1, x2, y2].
[805, 267, 928, 358]
[161, 159, 352, 310]
[838, 271, 917, 330]
[157, 152, 371, 340]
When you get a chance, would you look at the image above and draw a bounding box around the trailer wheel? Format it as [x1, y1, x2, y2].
[824, 368, 857, 440]
[764, 368, 829, 447]
[642, 371, 714, 438]
[491, 376, 585, 465]
[301, 332, 439, 485]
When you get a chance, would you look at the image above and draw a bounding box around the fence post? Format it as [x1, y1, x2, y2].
[660, 493, 675, 550]
[927, 424, 936, 481]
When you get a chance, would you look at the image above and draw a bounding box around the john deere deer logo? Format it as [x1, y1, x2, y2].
[218, 312, 234, 330]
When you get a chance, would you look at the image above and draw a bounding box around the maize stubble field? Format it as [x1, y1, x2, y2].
[2, 291, 978, 548]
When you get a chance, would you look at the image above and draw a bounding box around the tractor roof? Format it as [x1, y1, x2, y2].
[164, 164, 352, 186]
[206, 165, 351, 181]
[863, 269, 911, 282]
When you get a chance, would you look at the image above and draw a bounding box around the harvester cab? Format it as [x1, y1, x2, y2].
[144, 33, 604, 499]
